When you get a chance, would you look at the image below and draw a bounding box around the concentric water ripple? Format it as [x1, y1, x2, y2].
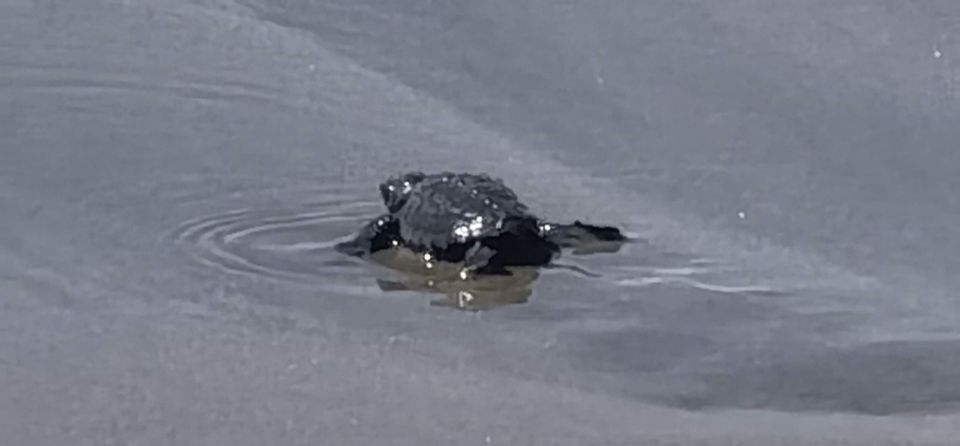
[170, 197, 383, 287]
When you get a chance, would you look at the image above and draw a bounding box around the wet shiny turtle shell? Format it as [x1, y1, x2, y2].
[385, 172, 538, 252]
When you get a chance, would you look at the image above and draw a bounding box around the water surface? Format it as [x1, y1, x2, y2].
[2, 0, 960, 444]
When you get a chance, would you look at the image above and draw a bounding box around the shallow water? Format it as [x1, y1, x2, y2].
[3, 0, 960, 444]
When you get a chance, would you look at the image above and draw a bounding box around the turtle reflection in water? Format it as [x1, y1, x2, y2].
[335, 171, 629, 309]
[370, 247, 541, 311]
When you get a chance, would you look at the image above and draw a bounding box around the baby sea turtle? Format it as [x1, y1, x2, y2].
[335, 172, 626, 278]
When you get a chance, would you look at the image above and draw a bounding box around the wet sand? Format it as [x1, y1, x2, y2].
[2, 0, 960, 444]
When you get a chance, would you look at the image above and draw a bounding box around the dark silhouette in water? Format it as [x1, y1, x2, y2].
[335, 172, 627, 278]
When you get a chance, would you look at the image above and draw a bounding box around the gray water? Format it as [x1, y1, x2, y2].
[3, 0, 960, 444]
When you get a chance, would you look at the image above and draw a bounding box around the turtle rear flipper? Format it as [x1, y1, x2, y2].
[460, 245, 510, 278]
[459, 221, 559, 278]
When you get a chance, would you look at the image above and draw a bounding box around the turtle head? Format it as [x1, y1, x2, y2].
[379, 172, 426, 212]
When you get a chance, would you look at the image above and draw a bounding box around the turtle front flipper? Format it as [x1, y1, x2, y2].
[334, 214, 401, 257]
[540, 220, 627, 248]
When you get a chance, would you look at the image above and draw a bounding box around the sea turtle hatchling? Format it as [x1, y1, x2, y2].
[335, 172, 627, 278]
